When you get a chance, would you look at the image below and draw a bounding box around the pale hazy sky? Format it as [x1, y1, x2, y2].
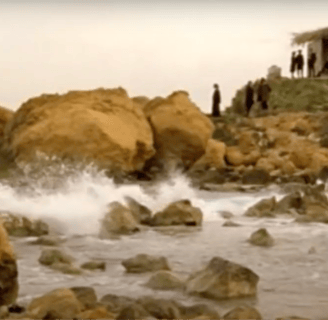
[1, 0, 328, 113]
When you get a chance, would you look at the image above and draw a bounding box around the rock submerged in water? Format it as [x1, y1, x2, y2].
[122, 253, 171, 273]
[244, 197, 276, 217]
[248, 228, 274, 247]
[150, 199, 203, 226]
[185, 257, 259, 300]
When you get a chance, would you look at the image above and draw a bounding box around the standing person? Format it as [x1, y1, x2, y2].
[245, 81, 254, 117]
[212, 83, 221, 117]
[308, 50, 317, 78]
[296, 50, 304, 78]
[290, 51, 296, 78]
[257, 78, 271, 112]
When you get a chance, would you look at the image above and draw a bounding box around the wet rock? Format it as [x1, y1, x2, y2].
[180, 304, 220, 319]
[248, 228, 274, 247]
[222, 220, 241, 227]
[145, 270, 184, 290]
[185, 257, 259, 299]
[122, 253, 170, 273]
[80, 260, 106, 271]
[244, 197, 276, 217]
[218, 210, 234, 219]
[242, 168, 271, 185]
[99, 294, 135, 313]
[30, 235, 64, 246]
[38, 248, 74, 266]
[78, 306, 115, 319]
[223, 305, 262, 319]
[99, 201, 139, 237]
[26, 288, 83, 319]
[70, 286, 97, 309]
[117, 303, 151, 320]
[150, 199, 203, 226]
[274, 192, 302, 214]
[125, 196, 152, 225]
[0, 223, 18, 306]
[317, 166, 328, 182]
[276, 317, 310, 320]
[50, 262, 82, 275]
[0, 212, 48, 237]
[137, 296, 181, 319]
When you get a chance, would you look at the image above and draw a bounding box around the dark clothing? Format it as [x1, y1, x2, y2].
[257, 83, 271, 103]
[290, 55, 296, 74]
[296, 52, 304, 78]
[212, 89, 221, 117]
[245, 85, 254, 116]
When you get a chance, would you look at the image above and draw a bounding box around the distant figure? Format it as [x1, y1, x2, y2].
[245, 81, 254, 117]
[290, 51, 296, 78]
[308, 50, 317, 78]
[212, 84, 221, 117]
[257, 78, 271, 112]
[296, 50, 304, 78]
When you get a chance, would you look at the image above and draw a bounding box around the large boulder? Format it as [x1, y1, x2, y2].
[144, 91, 214, 169]
[150, 199, 203, 226]
[0, 222, 18, 306]
[99, 201, 139, 237]
[26, 288, 83, 319]
[3, 88, 155, 172]
[122, 254, 170, 273]
[185, 257, 259, 300]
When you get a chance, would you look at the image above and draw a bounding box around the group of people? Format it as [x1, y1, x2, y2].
[211, 79, 272, 118]
[290, 49, 317, 78]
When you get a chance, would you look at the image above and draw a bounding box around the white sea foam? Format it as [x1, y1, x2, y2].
[0, 163, 284, 235]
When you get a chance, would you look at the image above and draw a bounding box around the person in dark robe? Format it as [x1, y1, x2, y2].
[308, 50, 316, 78]
[212, 83, 221, 117]
[257, 78, 271, 111]
[296, 50, 304, 78]
[290, 51, 296, 78]
[245, 81, 254, 117]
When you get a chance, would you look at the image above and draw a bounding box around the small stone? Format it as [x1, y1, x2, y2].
[80, 260, 106, 271]
[248, 228, 274, 247]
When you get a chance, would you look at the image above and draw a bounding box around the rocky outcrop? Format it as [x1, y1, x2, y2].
[3, 88, 155, 172]
[150, 199, 203, 226]
[144, 91, 214, 169]
[99, 201, 139, 237]
[0, 222, 18, 306]
[185, 257, 259, 300]
[122, 254, 170, 273]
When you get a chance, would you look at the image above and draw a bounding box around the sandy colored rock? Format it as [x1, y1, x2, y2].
[122, 253, 170, 273]
[80, 260, 106, 271]
[151, 199, 203, 226]
[78, 306, 115, 319]
[181, 304, 220, 319]
[0, 222, 18, 306]
[248, 228, 274, 247]
[144, 91, 214, 168]
[99, 201, 139, 237]
[191, 139, 226, 170]
[145, 270, 184, 290]
[256, 157, 275, 172]
[4, 88, 155, 172]
[38, 248, 74, 266]
[244, 197, 276, 217]
[70, 286, 97, 310]
[116, 303, 151, 320]
[0, 106, 14, 141]
[238, 131, 258, 154]
[281, 160, 297, 175]
[27, 288, 83, 319]
[223, 305, 262, 319]
[124, 196, 152, 225]
[185, 257, 259, 300]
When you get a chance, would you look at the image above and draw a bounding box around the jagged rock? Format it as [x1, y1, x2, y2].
[0, 212, 48, 237]
[122, 254, 170, 273]
[274, 192, 303, 214]
[26, 288, 83, 319]
[80, 260, 106, 271]
[145, 270, 184, 290]
[223, 305, 262, 319]
[124, 196, 152, 225]
[38, 248, 74, 266]
[3, 88, 155, 172]
[248, 228, 274, 247]
[185, 257, 259, 299]
[99, 201, 139, 237]
[150, 199, 203, 226]
[0, 223, 18, 306]
[244, 197, 276, 217]
[70, 286, 97, 309]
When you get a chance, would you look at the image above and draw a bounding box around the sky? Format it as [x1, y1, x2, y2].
[1, 0, 328, 113]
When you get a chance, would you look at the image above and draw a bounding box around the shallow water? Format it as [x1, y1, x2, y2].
[2, 166, 328, 319]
